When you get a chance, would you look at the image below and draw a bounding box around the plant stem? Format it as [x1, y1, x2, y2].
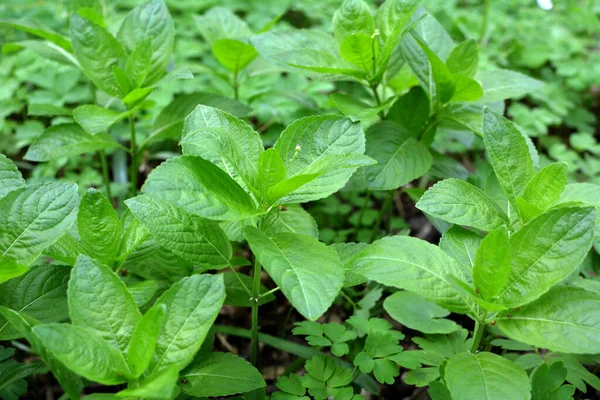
[250, 256, 261, 366]
[129, 115, 138, 196]
[99, 150, 112, 200]
[470, 321, 486, 353]
[258, 286, 280, 299]
[232, 70, 239, 100]
[480, 0, 491, 44]
[370, 83, 384, 119]
[370, 191, 393, 243]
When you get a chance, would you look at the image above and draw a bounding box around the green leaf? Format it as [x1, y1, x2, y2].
[212, 38, 258, 72]
[330, 93, 392, 121]
[69, 255, 140, 355]
[439, 226, 481, 274]
[364, 122, 432, 190]
[482, 109, 535, 213]
[128, 280, 158, 309]
[445, 352, 530, 400]
[411, 33, 455, 104]
[181, 105, 263, 195]
[258, 148, 286, 189]
[0, 19, 72, 51]
[522, 162, 567, 213]
[0, 155, 25, 199]
[78, 188, 121, 265]
[150, 274, 225, 373]
[245, 228, 343, 320]
[0, 260, 28, 285]
[0, 182, 78, 265]
[266, 173, 324, 205]
[150, 92, 251, 143]
[339, 33, 376, 73]
[27, 103, 71, 116]
[141, 155, 260, 221]
[416, 179, 507, 231]
[274, 115, 368, 203]
[557, 183, 600, 237]
[478, 69, 543, 102]
[124, 38, 152, 90]
[180, 352, 265, 397]
[332, 0, 374, 43]
[125, 195, 232, 269]
[383, 291, 460, 334]
[451, 74, 483, 102]
[116, 0, 174, 86]
[387, 86, 430, 135]
[264, 205, 319, 238]
[472, 226, 510, 300]
[531, 361, 575, 400]
[348, 236, 470, 313]
[497, 286, 600, 354]
[73, 105, 135, 135]
[24, 123, 120, 161]
[116, 365, 178, 399]
[375, 0, 419, 42]
[70, 13, 126, 97]
[251, 31, 363, 78]
[194, 6, 253, 44]
[127, 304, 166, 378]
[33, 323, 130, 385]
[496, 206, 595, 308]
[446, 39, 478, 77]
[0, 265, 70, 340]
[224, 271, 274, 307]
[0, 360, 42, 397]
[331, 242, 368, 287]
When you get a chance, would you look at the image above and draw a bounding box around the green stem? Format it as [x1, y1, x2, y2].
[232, 70, 240, 100]
[129, 115, 138, 196]
[370, 83, 384, 119]
[370, 191, 393, 243]
[480, 0, 491, 44]
[470, 321, 486, 353]
[250, 256, 261, 366]
[99, 150, 112, 200]
[258, 286, 280, 299]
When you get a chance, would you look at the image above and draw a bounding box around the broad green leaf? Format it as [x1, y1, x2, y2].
[212, 38, 258, 72]
[70, 13, 126, 97]
[44, 233, 88, 266]
[117, 211, 150, 262]
[180, 352, 266, 396]
[410, 33, 455, 104]
[0, 265, 70, 340]
[482, 109, 535, 213]
[416, 179, 507, 231]
[150, 92, 251, 143]
[531, 361, 575, 400]
[472, 226, 510, 300]
[364, 122, 432, 190]
[0, 182, 78, 265]
[181, 105, 263, 194]
[348, 236, 471, 313]
[331, 242, 368, 287]
[128, 280, 159, 308]
[69, 255, 140, 355]
[445, 352, 530, 400]
[251, 31, 364, 78]
[557, 183, 600, 236]
[2, 39, 78, 66]
[33, 323, 130, 385]
[78, 188, 121, 265]
[27, 103, 71, 116]
[274, 115, 367, 203]
[24, 123, 120, 161]
[264, 205, 319, 238]
[116, 0, 174, 86]
[124, 38, 152, 90]
[194, 6, 253, 44]
[0, 361, 42, 396]
[522, 162, 567, 212]
[127, 304, 167, 378]
[0, 260, 28, 285]
[73, 105, 135, 135]
[120, 238, 192, 282]
[0, 155, 25, 199]
[125, 195, 232, 269]
[332, 0, 374, 43]
[266, 173, 323, 205]
[258, 148, 286, 189]
[478, 69, 543, 102]
[117, 365, 178, 399]
[245, 228, 343, 320]
[446, 39, 478, 77]
[496, 207, 595, 308]
[141, 155, 260, 221]
[383, 291, 460, 334]
[439, 226, 482, 274]
[375, 0, 419, 42]
[451, 74, 483, 102]
[387, 86, 430, 135]
[330, 92, 393, 121]
[497, 286, 600, 354]
[340, 33, 376, 73]
[0, 307, 83, 398]
[0, 19, 72, 51]
[150, 274, 225, 373]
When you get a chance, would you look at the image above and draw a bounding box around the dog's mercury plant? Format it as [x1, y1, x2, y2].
[0, 0, 599, 398]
